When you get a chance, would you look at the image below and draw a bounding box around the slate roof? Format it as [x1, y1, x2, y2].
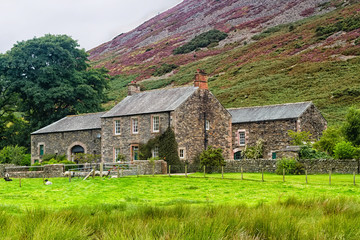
[102, 86, 198, 118]
[31, 112, 105, 135]
[228, 102, 312, 124]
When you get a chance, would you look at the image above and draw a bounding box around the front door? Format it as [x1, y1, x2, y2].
[132, 146, 139, 161]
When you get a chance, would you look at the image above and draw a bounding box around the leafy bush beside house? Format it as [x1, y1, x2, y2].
[276, 158, 305, 175]
[200, 146, 225, 173]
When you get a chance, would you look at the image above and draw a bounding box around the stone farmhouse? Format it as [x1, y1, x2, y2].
[31, 70, 233, 164]
[31, 71, 327, 164]
[228, 102, 327, 160]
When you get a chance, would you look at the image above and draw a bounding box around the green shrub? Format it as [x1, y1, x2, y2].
[313, 126, 344, 155]
[0, 145, 28, 165]
[173, 29, 228, 54]
[315, 16, 360, 39]
[288, 130, 312, 146]
[152, 63, 178, 77]
[299, 145, 331, 159]
[343, 107, 360, 147]
[29, 162, 42, 171]
[159, 127, 182, 168]
[200, 146, 225, 173]
[276, 158, 305, 175]
[333, 141, 358, 159]
[243, 139, 264, 159]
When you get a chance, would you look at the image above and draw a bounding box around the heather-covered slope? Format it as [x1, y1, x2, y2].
[90, 0, 360, 125]
[89, 0, 332, 78]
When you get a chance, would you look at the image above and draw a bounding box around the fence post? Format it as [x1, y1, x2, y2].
[19, 178, 21, 188]
[262, 168, 264, 182]
[100, 163, 103, 178]
[283, 168, 285, 182]
[137, 165, 139, 177]
[185, 165, 188, 178]
[305, 170, 308, 184]
[241, 167, 243, 180]
[92, 167, 95, 179]
[168, 165, 171, 177]
[117, 167, 120, 178]
[354, 171, 356, 186]
[152, 164, 155, 177]
[222, 166, 224, 179]
[329, 170, 332, 185]
[43, 174, 45, 185]
[203, 166, 206, 178]
[69, 171, 71, 182]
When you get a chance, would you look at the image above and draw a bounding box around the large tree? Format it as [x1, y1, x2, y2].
[3, 34, 108, 130]
[343, 107, 360, 147]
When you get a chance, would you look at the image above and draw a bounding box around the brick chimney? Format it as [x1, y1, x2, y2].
[194, 69, 208, 90]
[128, 81, 141, 96]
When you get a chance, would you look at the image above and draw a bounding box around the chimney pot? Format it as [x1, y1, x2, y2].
[128, 81, 141, 96]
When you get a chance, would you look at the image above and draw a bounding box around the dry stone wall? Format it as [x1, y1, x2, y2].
[224, 159, 360, 174]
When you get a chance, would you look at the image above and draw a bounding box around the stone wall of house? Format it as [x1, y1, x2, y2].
[31, 130, 102, 164]
[173, 89, 233, 163]
[101, 113, 170, 162]
[298, 104, 327, 140]
[224, 159, 359, 174]
[232, 119, 297, 159]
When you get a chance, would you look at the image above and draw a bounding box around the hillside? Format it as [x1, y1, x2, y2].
[89, 0, 360, 126]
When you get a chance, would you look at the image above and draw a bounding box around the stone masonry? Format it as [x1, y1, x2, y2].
[31, 129, 101, 164]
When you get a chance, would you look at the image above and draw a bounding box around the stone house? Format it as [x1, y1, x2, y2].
[31, 70, 233, 164]
[31, 112, 104, 164]
[228, 102, 327, 160]
[31, 72, 327, 164]
[101, 70, 233, 163]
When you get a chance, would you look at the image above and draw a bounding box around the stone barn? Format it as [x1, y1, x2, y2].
[228, 102, 327, 160]
[31, 112, 103, 164]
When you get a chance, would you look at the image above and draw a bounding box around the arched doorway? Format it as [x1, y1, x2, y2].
[71, 145, 85, 154]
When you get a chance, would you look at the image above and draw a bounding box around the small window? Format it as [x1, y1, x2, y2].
[234, 151, 242, 160]
[239, 131, 246, 146]
[179, 148, 185, 159]
[152, 146, 159, 158]
[272, 152, 277, 160]
[114, 120, 121, 135]
[132, 118, 138, 134]
[114, 148, 121, 161]
[39, 145, 44, 156]
[205, 120, 210, 130]
[152, 116, 160, 132]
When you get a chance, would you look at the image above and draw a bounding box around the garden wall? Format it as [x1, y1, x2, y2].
[224, 159, 360, 174]
[1, 160, 167, 178]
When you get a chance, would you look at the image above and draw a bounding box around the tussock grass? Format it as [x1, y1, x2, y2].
[1, 197, 360, 239]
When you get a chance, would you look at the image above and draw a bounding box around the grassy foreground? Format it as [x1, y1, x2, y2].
[1, 174, 360, 239]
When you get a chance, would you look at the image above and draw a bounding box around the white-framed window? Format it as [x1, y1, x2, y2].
[114, 120, 121, 135]
[132, 118, 138, 134]
[179, 148, 185, 159]
[205, 120, 210, 130]
[114, 148, 121, 161]
[239, 131, 246, 146]
[152, 116, 160, 132]
[152, 146, 159, 158]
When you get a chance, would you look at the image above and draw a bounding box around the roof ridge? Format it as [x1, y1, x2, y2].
[132, 85, 196, 96]
[66, 111, 106, 118]
[227, 101, 312, 111]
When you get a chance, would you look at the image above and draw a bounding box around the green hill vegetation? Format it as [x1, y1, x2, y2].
[105, 3, 360, 126]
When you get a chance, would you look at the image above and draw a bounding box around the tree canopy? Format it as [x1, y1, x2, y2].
[2, 34, 109, 130]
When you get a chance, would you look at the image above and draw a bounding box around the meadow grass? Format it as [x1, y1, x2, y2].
[2, 174, 360, 239]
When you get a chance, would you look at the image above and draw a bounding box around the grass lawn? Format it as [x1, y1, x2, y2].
[1, 173, 360, 211]
[1, 174, 360, 239]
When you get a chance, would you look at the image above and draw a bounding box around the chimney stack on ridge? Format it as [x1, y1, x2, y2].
[128, 81, 141, 96]
[194, 69, 208, 90]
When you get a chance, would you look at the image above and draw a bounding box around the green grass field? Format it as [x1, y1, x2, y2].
[1, 174, 360, 239]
